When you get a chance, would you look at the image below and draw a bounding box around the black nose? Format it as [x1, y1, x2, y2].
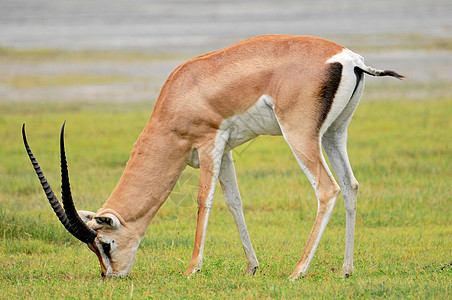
[101, 272, 106, 278]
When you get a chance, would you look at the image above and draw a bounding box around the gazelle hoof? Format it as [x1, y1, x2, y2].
[184, 266, 201, 278]
[288, 272, 305, 281]
[341, 264, 354, 278]
[340, 271, 352, 278]
[246, 264, 258, 275]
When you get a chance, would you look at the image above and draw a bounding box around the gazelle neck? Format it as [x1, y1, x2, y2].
[98, 119, 191, 237]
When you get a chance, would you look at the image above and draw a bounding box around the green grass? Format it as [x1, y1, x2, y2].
[1, 74, 149, 89]
[0, 47, 187, 63]
[331, 33, 452, 52]
[0, 98, 451, 298]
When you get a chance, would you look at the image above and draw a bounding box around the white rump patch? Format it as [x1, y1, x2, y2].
[320, 49, 362, 136]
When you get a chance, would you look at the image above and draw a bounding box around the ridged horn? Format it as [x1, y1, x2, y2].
[22, 123, 97, 244]
[59, 122, 97, 243]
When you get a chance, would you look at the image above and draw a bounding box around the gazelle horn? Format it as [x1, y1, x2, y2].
[22, 123, 97, 244]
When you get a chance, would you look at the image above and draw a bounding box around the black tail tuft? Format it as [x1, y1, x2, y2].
[361, 67, 405, 80]
[377, 70, 405, 80]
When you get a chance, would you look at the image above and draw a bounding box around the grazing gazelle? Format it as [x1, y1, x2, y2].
[23, 35, 403, 279]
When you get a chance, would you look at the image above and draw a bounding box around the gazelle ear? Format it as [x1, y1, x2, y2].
[94, 213, 120, 230]
[78, 210, 96, 224]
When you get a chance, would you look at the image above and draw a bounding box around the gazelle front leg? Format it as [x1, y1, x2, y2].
[184, 132, 228, 276]
[219, 151, 259, 274]
[323, 129, 359, 277]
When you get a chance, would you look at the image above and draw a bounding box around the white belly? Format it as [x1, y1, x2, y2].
[187, 95, 281, 168]
[221, 94, 282, 151]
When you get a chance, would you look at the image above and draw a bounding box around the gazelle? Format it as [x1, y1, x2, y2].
[23, 35, 403, 279]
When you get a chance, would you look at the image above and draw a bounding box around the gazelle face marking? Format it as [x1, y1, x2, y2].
[87, 233, 141, 277]
[84, 215, 141, 278]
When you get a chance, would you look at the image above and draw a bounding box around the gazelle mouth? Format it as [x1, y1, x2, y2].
[88, 241, 112, 278]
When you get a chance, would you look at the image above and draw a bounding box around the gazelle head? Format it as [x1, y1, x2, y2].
[22, 123, 140, 277]
[79, 210, 142, 277]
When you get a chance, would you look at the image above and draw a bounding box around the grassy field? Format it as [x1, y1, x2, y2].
[0, 96, 451, 298]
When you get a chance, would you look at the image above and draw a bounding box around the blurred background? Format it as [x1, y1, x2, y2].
[0, 0, 451, 103]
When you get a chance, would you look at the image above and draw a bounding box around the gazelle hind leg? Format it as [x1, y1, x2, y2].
[323, 129, 358, 277]
[281, 129, 340, 279]
[184, 132, 228, 276]
[219, 151, 259, 274]
[321, 67, 364, 277]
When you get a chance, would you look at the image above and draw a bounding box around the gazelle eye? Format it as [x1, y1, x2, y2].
[102, 243, 111, 258]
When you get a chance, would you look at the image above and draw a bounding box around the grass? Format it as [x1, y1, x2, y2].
[1, 74, 150, 89]
[0, 97, 450, 298]
[330, 33, 452, 52]
[0, 47, 187, 63]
